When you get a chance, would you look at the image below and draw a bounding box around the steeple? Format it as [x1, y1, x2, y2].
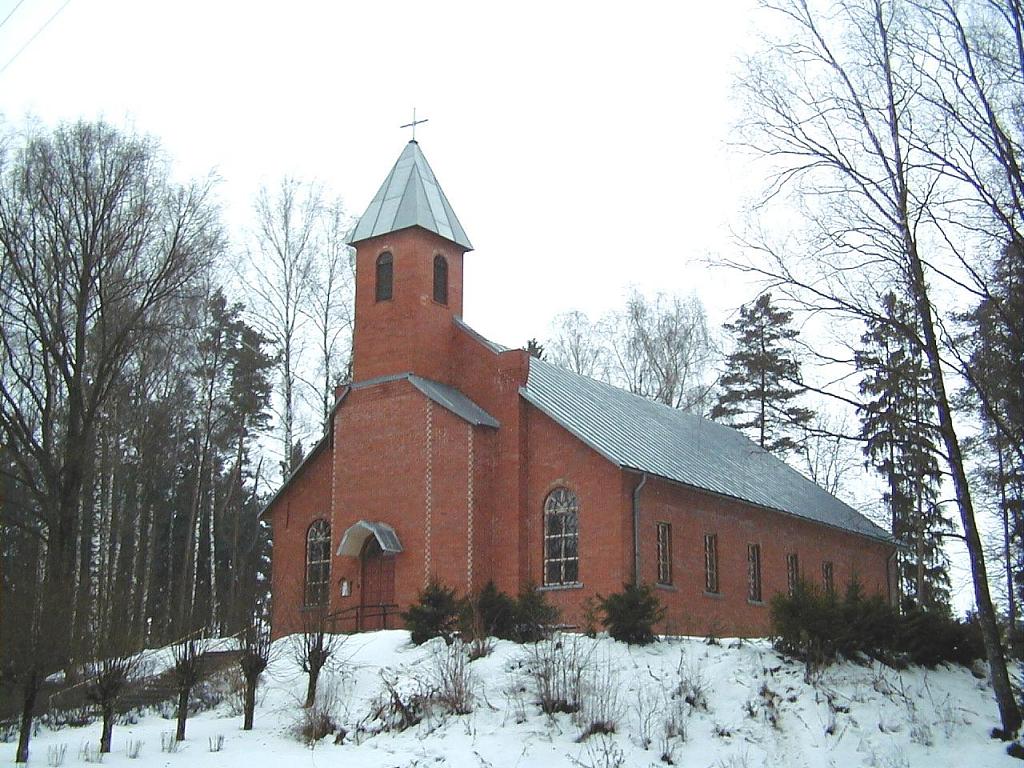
[348, 142, 473, 384]
[347, 141, 472, 250]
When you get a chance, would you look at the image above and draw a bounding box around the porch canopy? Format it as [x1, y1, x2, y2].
[336, 520, 403, 557]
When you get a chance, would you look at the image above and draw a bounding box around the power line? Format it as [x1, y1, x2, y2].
[0, 0, 29, 32]
[0, 0, 72, 77]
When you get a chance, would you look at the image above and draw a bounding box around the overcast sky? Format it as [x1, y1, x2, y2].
[0, 0, 764, 345]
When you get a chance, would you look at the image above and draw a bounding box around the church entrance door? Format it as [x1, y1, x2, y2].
[359, 536, 395, 631]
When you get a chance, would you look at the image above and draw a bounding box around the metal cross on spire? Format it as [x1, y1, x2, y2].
[400, 108, 429, 141]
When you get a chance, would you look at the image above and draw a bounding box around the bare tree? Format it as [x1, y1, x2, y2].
[290, 604, 344, 708]
[798, 412, 860, 497]
[546, 310, 606, 378]
[605, 290, 717, 413]
[245, 176, 321, 476]
[300, 197, 354, 428]
[171, 632, 210, 741]
[85, 645, 146, 753]
[732, 0, 1020, 733]
[0, 120, 220, 727]
[238, 616, 273, 730]
[546, 292, 718, 414]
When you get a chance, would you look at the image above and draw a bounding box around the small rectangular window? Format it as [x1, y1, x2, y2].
[747, 543, 762, 603]
[704, 533, 719, 594]
[822, 561, 834, 595]
[786, 553, 800, 596]
[656, 522, 672, 585]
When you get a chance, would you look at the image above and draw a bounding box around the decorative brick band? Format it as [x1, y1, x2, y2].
[466, 424, 474, 593]
[424, 400, 434, 586]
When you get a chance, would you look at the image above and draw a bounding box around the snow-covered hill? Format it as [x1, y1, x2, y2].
[3, 631, 1017, 767]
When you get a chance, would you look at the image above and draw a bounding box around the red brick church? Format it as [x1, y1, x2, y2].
[263, 140, 895, 639]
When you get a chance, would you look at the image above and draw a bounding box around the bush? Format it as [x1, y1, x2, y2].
[770, 578, 983, 669]
[513, 584, 560, 642]
[896, 608, 985, 667]
[597, 583, 665, 645]
[402, 578, 463, 645]
[463, 581, 518, 641]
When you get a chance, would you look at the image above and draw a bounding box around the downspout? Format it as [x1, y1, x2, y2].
[632, 472, 648, 585]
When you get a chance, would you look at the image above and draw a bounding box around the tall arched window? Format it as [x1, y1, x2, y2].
[305, 519, 331, 607]
[375, 252, 393, 302]
[543, 487, 579, 585]
[433, 254, 448, 305]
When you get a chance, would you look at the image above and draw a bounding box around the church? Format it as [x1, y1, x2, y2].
[263, 140, 895, 639]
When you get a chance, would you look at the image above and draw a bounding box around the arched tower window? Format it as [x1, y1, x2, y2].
[305, 519, 331, 607]
[433, 254, 448, 305]
[375, 252, 393, 302]
[543, 487, 579, 586]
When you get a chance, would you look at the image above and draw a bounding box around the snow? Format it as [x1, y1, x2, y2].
[3, 631, 1018, 767]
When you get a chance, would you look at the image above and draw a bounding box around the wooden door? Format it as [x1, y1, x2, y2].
[359, 537, 395, 630]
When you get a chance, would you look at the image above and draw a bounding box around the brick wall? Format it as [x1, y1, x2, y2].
[351, 228, 466, 384]
[634, 475, 893, 637]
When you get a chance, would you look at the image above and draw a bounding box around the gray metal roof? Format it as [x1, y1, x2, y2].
[350, 372, 498, 428]
[408, 375, 499, 428]
[347, 141, 472, 250]
[521, 358, 890, 542]
[337, 520, 403, 556]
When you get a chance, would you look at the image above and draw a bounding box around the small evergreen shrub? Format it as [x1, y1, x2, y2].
[597, 583, 666, 645]
[467, 581, 518, 640]
[896, 608, 985, 667]
[401, 578, 463, 645]
[513, 584, 560, 642]
[769, 578, 984, 669]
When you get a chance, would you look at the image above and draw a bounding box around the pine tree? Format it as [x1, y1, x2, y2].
[711, 293, 813, 455]
[856, 293, 951, 611]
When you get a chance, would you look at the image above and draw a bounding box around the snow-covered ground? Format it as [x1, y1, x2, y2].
[3, 631, 1018, 767]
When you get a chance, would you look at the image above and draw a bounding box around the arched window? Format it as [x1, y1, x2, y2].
[375, 252, 393, 302]
[543, 487, 579, 586]
[305, 519, 331, 607]
[433, 254, 448, 305]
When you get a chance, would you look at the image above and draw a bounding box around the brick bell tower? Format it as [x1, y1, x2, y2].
[346, 140, 473, 384]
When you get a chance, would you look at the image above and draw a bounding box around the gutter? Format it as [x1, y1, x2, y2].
[632, 472, 648, 585]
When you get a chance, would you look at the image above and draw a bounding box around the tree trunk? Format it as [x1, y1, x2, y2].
[15, 669, 39, 764]
[176, 686, 190, 741]
[243, 675, 257, 730]
[304, 662, 321, 709]
[908, 242, 1022, 735]
[100, 702, 114, 753]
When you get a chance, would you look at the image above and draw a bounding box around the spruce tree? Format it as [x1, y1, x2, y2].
[856, 293, 951, 610]
[964, 243, 1024, 633]
[711, 293, 813, 455]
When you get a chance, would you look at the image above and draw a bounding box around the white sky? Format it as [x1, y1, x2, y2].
[0, 0, 764, 344]
[0, 0, 992, 613]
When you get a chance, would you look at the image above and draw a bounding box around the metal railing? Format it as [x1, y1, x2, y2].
[325, 603, 399, 634]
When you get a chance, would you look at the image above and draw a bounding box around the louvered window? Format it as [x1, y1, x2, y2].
[376, 252, 393, 302]
[433, 254, 448, 304]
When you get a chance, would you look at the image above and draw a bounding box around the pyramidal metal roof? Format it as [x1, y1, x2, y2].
[521, 357, 891, 543]
[347, 141, 472, 250]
